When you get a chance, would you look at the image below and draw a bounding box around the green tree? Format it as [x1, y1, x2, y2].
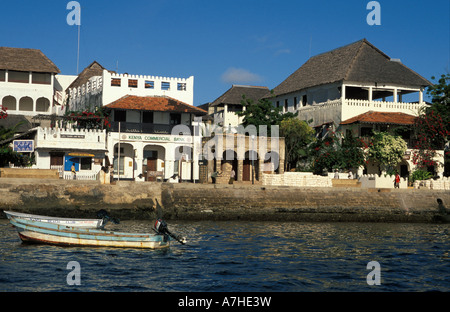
[280, 118, 315, 171]
[237, 94, 296, 136]
[0, 115, 28, 167]
[413, 74, 450, 174]
[309, 130, 367, 174]
[367, 132, 407, 173]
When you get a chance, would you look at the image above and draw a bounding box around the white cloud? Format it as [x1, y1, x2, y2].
[275, 48, 291, 56]
[221, 67, 263, 84]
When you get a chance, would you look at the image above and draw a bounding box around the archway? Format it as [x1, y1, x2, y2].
[19, 96, 33, 112]
[143, 145, 165, 181]
[243, 150, 259, 181]
[2, 96, 16, 111]
[36, 97, 50, 112]
[221, 150, 238, 181]
[113, 142, 134, 180]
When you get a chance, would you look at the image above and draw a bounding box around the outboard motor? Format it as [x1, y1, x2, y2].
[154, 219, 186, 245]
[96, 209, 120, 228]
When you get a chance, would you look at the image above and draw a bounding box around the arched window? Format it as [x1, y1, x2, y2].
[19, 96, 33, 111]
[2, 95, 16, 111]
[36, 97, 50, 112]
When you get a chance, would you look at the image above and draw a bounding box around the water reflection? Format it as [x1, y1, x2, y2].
[0, 219, 449, 291]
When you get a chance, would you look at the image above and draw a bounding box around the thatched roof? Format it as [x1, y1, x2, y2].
[66, 61, 113, 90]
[211, 85, 270, 107]
[0, 47, 60, 74]
[271, 39, 431, 97]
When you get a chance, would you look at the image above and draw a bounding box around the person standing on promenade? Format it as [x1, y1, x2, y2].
[334, 169, 339, 179]
[229, 169, 235, 184]
[71, 163, 76, 180]
[394, 172, 400, 188]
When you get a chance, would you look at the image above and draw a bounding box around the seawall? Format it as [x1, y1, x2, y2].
[0, 178, 449, 223]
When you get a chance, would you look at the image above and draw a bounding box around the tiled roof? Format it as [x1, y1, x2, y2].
[340, 111, 417, 125]
[211, 85, 270, 107]
[271, 39, 431, 97]
[0, 47, 60, 73]
[104, 95, 207, 115]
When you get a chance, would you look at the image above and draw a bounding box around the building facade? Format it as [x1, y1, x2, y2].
[269, 39, 442, 177]
[103, 95, 205, 181]
[0, 47, 75, 122]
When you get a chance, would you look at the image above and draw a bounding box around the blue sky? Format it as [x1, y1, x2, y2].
[0, 0, 449, 106]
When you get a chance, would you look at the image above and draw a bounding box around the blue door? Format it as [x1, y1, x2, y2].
[64, 157, 80, 171]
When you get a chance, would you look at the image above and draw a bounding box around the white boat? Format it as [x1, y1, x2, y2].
[8, 217, 170, 249]
[8, 217, 186, 249]
[3, 210, 104, 229]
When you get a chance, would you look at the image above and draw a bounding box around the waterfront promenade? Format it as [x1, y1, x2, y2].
[0, 178, 449, 223]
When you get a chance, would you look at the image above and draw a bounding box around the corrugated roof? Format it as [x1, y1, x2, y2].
[0, 47, 60, 74]
[340, 111, 417, 125]
[104, 95, 207, 115]
[271, 39, 431, 97]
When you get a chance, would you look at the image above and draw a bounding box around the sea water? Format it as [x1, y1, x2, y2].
[0, 219, 448, 292]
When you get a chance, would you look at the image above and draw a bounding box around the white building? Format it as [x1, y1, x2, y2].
[103, 95, 206, 181]
[208, 85, 270, 128]
[0, 47, 76, 121]
[34, 126, 107, 180]
[63, 61, 204, 181]
[67, 61, 194, 112]
[269, 39, 442, 177]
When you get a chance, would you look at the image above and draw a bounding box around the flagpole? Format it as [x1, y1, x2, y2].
[77, 24, 80, 74]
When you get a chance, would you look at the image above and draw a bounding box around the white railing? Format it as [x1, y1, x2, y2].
[63, 171, 97, 181]
[50, 165, 64, 178]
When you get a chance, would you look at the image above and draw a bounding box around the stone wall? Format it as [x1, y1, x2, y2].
[161, 184, 449, 222]
[1, 178, 449, 223]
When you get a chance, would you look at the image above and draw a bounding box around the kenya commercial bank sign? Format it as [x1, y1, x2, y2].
[120, 134, 192, 143]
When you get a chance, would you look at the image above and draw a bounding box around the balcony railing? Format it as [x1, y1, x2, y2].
[110, 121, 193, 135]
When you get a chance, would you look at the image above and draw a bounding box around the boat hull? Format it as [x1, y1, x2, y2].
[4, 210, 103, 229]
[9, 217, 170, 249]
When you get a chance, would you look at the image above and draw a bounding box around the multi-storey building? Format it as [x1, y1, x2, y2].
[269, 39, 442, 177]
[65, 61, 204, 181]
[0, 47, 75, 123]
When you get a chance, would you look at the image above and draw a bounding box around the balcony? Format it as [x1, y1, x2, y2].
[110, 121, 193, 135]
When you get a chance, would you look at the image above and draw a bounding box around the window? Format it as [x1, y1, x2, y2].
[177, 83, 186, 91]
[143, 111, 153, 123]
[32, 72, 51, 84]
[161, 82, 170, 91]
[170, 113, 181, 125]
[145, 81, 154, 89]
[302, 95, 307, 106]
[8, 71, 29, 83]
[111, 78, 121, 87]
[284, 99, 288, 112]
[80, 157, 92, 170]
[0, 70, 5, 82]
[294, 97, 297, 110]
[128, 79, 138, 88]
[276, 101, 280, 108]
[114, 110, 126, 122]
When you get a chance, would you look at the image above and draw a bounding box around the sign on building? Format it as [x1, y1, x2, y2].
[13, 140, 34, 152]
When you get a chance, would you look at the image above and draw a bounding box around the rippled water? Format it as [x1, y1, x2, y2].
[0, 219, 449, 292]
